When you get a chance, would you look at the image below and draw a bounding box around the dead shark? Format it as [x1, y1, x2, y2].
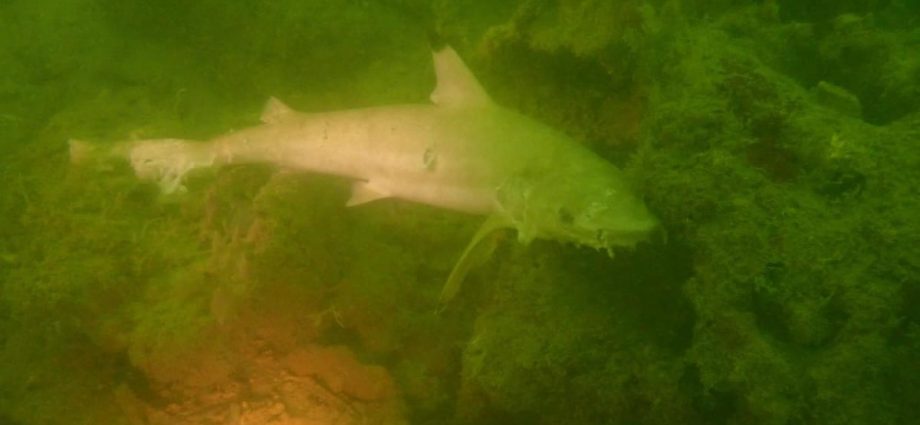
[69, 47, 658, 308]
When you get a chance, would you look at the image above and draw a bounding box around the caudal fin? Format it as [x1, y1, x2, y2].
[128, 139, 214, 194]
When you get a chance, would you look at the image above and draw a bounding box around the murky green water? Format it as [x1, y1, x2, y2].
[1, 1, 918, 424]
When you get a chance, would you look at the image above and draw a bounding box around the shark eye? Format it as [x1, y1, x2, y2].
[557, 208, 574, 225]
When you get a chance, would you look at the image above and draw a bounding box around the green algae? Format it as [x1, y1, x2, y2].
[1, 1, 918, 424]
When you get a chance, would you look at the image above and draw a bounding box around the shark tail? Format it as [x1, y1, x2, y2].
[68, 138, 214, 194]
[68, 139, 132, 165]
[127, 138, 216, 194]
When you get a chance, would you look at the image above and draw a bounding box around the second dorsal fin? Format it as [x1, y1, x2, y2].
[430, 47, 492, 107]
[261, 96, 296, 124]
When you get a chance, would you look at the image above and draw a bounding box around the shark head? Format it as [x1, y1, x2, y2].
[496, 155, 658, 255]
[558, 184, 659, 254]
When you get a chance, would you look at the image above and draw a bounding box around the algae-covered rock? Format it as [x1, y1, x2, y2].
[444, 2, 918, 424]
[1, 1, 918, 424]
[814, 80, 862, 118]
[454, 243, 694, 424]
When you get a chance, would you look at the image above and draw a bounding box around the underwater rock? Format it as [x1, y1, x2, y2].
[814, 80, 862, 119]
[131, 337, 406, 424]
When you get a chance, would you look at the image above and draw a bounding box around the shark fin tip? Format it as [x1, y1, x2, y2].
[346, 181, 390, 207]
[261, 96, 295, 124]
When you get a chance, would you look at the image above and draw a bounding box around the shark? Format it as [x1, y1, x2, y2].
[69, 47, 658, 309]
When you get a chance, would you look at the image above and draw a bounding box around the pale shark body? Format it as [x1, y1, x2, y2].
[70, 47, 657, 307]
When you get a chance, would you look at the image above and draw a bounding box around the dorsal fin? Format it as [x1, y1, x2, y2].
[430, 47, 491, 107]
[261, 96, 296, 124]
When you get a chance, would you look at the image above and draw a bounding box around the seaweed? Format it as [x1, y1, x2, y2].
[1, 1, 918, 424]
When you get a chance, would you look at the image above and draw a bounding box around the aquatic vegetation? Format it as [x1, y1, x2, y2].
[1, 1, 918, 424]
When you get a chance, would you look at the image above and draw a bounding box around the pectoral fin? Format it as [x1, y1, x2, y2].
[438, 214, 508, 312]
